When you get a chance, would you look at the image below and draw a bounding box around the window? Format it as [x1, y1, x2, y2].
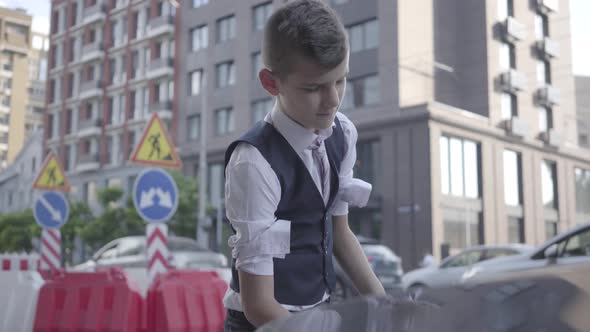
[443, 209, 483, 250]
[253, 2, 272, 31]
[440, 250, 483, 268]
[208, 163, 225, 206]
[575, 168, 590, 223]
[340, 74, 380, 111]
[541, 160, 558, 209]
[546, 221, 558, 240]
[500, 92, 517, 120]
[216, 61, 235, 88]
[191, 25, 208, 52]
[252, 52, 263, 79]
[347, 19, 379, 53]
[534, 13, 549, 40]
[440, 135, 480, 198]
[188, 114, 200, 140]
[252, 98, 273, 123]
[537, 60, 551, 86]
[192, 0, 209, 8]
[538, 106, 552, 132]
[508, 217, 525, 243]
[189, 69, 203, 95]
[216, 15, 236, 43]
[215, 107, 234, 135]
[499, 43, 516, 71]
[497, 0, 514, 20]
[503, 150, 522, 206]
[355, 140, 382, 195]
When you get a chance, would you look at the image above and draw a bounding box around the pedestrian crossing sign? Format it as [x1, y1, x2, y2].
[130, 112, 182, 169]
[33, 151, 71, 192]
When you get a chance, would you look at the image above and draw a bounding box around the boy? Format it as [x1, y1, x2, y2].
[223, 1, 385, 330]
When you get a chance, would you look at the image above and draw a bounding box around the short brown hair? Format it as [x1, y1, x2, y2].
[262, 0, 348, 79]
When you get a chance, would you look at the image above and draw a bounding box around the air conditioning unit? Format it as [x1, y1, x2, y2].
[540, 129, 561, 147]
[505, 116, 529, 138]
[500, 70, 527, 93]
[536, 85, 560, 106]
[537, 0, 559, 14]
[536, 37, 560, 59]
[503, 17, 526, 43]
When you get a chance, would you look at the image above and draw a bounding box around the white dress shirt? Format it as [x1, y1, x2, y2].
[223, 105, 372, 312]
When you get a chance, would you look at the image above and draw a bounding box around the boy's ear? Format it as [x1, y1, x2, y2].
[259, 69, 280, 96]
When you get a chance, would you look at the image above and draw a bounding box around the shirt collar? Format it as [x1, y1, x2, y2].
[267, 104, 335, 153]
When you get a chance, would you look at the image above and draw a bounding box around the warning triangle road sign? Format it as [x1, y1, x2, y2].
[33, 151, 71, 192]
[130, 112, 182, 169]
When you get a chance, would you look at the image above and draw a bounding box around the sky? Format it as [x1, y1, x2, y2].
[0, 0, 588, 76]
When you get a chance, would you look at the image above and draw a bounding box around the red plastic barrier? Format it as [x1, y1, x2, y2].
[33, 268, 143, 332]
[147, 271, 228, 332]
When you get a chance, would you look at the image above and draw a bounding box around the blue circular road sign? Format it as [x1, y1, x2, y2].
[33, 192, 69, 229]
[133, 168, 179, 223]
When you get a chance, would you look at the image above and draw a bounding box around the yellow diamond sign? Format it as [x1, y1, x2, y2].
[130, 112, 182, 168]
[33, 151, 71, 192]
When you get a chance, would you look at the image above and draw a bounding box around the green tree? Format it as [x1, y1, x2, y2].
[167, 169, 200, 238]
[0, 209, 39, 252]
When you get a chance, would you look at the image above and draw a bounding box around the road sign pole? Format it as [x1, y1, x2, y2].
[146, 223, 169, 284]
[197, 71, 209, 248]
[39, 228, 61, 271]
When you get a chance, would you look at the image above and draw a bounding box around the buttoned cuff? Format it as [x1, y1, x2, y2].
[339, 178, 372, 207]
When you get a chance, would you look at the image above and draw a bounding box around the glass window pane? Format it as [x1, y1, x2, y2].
[501, 93, 512, 120]
[363, 75, 380, 105]
[541, 160, 557, 209]
[440, 136, 450, 195]
[503, 150, 520, 206]
[349, 25, 363, 53]
[536, 61, 546, 86]
[497, 0, 508, 20]
[340, 80, 354, 111]
[464, 140, 479, 198]
[365, 20, 379, 49]
[499, 43, 510, 71]
[449, 137, 464, 197]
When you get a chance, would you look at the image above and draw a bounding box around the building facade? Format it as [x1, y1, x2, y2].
[575, 75, 590, 149]
[45, 0, 178, 212]
[0, 130, 43, 213]
[0, 7, 48, 169]
[176, 0, 590, 268]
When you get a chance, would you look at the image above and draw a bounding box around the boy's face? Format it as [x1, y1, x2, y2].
[276, 53, 349, 130]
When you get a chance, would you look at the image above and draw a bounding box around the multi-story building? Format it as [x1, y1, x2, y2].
[45, 0, 178, 211]
[177, 0, 590, 268]
[575, 76, 590, 149]
[25, 32, 49, 140]
[0, 7, 48, 169]
[0, 130, 43, 213]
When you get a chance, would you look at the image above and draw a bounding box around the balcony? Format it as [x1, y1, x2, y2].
[540, 128, 561, 147]
[149, 101, 173, 120]
[79, 79, 103, 100]
[504, 116, 529, 138]
[499, 69, 526, 93]
[147, 15, 174, 38]
[77, 118, 102, 137]
[81, 42, 105, 63]
[83, 1, 106, 25]
[3, 32, 28, 54]
[146, 57, 174, 80]
[76, 154, 100, 173]
[536, 85, 560, 107]
[503, 17, 526, 43]
[537, 0, 559, 14]
[536, 37, 560, 59]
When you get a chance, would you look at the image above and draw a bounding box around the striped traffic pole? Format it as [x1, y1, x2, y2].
[39, 229, 61, 271]
[146, 224, 169, 283]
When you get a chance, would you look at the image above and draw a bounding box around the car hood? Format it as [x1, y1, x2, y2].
[402, 267, 438, 287]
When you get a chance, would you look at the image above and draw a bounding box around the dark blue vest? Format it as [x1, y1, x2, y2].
[224, 116, 345, 306]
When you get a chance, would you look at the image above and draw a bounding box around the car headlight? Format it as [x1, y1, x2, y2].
[461, 266, 482, 281]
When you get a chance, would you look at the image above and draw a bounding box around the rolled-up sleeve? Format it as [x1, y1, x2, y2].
[331, 113, 373, 216]
[225, 143, 288, 275]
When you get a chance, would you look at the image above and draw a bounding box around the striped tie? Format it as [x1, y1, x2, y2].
[311, 139, 330, 204]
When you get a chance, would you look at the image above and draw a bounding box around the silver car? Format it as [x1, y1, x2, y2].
[73, 235, 229, 272]
[402, 244, 533, 294]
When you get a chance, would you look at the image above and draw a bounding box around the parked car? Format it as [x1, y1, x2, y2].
[72, 235, 230, 281]
[463, 222, 590, 282]
[402, 244, 533, 294]
[332, 235, 403, 301]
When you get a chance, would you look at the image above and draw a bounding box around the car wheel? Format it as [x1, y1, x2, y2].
[408, 283, 426, 299]
[331, 278, 348, 303]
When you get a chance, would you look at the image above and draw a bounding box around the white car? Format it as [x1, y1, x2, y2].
[72, 235, 231, 283]
[463, 223, 590, 282]
[402, 244, 533, 294]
